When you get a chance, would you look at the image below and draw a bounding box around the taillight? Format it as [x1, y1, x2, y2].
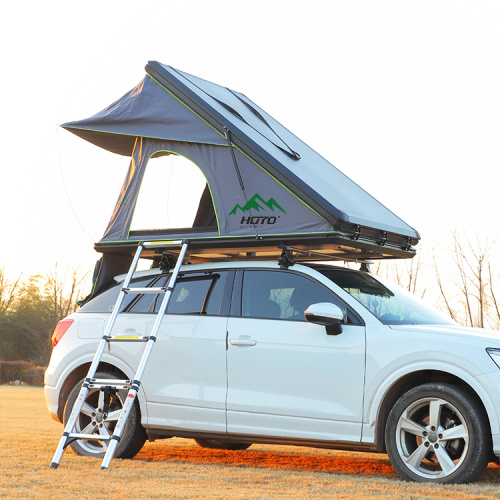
[51, 319, 74, 347]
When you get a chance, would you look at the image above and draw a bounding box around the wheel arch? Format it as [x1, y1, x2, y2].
[56, 362, 128, 422]
[372, 369, 494, 453]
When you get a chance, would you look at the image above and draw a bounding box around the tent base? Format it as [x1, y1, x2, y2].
[94, 232, 416, 265]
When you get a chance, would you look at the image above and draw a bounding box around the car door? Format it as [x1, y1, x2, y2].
[226, 268, 366, 443]
[131, 270, 233, 433]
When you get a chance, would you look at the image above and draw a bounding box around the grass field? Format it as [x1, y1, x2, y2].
[1, 386, 500, 499]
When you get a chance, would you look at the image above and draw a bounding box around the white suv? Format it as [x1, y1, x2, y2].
[45, 261, 500, 483]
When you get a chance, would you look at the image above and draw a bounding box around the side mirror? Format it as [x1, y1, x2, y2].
[304, 302, 344, 335]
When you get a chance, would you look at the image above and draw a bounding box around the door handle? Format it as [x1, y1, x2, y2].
[230, 338, 257, 347]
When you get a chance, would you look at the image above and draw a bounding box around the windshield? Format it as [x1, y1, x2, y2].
[316, 267, 454, 326]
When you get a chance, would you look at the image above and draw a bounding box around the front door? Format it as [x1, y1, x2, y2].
[226, 269, 366, 443]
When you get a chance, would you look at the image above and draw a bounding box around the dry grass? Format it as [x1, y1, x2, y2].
[1, 386, 500, 499]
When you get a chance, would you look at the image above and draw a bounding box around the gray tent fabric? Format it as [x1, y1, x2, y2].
[61, 61, 420, 260]
[62, 75, 226, 156]
[102, 137, 333, 242]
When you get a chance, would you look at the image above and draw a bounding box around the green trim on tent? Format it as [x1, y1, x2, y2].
[62, 124, 227, 148]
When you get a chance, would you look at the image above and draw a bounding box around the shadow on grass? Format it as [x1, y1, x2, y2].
[135, 441, 500, 483]
[136, 443, 397, 477]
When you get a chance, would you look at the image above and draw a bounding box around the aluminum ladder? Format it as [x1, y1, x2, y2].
[50, 240, 189, 470]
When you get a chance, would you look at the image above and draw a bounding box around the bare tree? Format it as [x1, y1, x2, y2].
[45, 265, 90, 324]
[370, 250, 426, 298]
[452, 231, 494, 328]
[489, 262, 500, 326]
[434, 230, 499, 328]
[0, 267, 22, 314]
[434, 256, 457, 322]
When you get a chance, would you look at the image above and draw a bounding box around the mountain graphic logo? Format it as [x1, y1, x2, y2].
[229, 193, 287, 215]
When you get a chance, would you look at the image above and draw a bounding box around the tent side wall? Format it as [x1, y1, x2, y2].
[102, 137, 337, 243]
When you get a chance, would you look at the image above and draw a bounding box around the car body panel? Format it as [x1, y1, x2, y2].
[226, 317, 365, 442]
[45, 260, 500, 466]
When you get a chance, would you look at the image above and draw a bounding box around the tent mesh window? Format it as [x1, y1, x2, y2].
[130, 153, 217, 233]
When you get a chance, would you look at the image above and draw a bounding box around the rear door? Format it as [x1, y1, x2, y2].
[226, 269, 366, 442]
[115, 270, 233, 433]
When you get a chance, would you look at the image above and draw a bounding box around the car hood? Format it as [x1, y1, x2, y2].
[389, 323, 500, 345]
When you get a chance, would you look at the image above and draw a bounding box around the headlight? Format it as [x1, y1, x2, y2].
[486, 348, 500, 369]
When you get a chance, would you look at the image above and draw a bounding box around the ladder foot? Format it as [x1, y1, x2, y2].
[49, 462, 59, 469]
[100, 466, 109, 471]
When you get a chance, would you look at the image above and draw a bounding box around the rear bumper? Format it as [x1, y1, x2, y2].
[44, 384, 61, 423]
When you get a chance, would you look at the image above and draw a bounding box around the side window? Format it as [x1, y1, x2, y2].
[241, 270, 357, 323]
[152, 272, 228, 316]
[79, 275, 159, 313]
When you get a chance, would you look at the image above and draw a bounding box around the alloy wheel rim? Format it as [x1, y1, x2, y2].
[75, 388, 123, 454]
[395, 396, 469, 479]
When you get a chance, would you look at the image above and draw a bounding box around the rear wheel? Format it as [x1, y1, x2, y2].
[63, 371, 147, 459]
[194, 438, 252, 451]
[385, 382, 490, 484]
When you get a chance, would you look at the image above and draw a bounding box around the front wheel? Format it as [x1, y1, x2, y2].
[385, 382, 491, 484]
[63, 371, 147, 459]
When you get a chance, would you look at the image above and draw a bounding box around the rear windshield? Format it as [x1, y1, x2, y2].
[315, 267, 454, 326]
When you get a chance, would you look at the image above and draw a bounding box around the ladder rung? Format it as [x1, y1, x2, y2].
[123, 287, 168, 294]
[68, 433, 112, 441]
[89, 378, 132, 384]
[88, 383, 131, 390]
[87, 379, 131, 390]
[143, 240, 183, 249]
[106, 335, 150, 342]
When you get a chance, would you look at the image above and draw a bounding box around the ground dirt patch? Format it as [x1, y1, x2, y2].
[1, 386, 499, 499]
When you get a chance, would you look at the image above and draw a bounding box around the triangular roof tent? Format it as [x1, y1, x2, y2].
[62, 61, 420, 264]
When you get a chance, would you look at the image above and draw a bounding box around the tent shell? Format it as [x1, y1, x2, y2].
[62, 61, 420, 266]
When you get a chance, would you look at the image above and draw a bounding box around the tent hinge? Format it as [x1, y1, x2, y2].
[380, 231, 387, 246]
[403, 236, 412, 251]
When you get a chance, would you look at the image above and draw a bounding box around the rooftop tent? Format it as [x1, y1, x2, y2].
[62, 61, 420, 267]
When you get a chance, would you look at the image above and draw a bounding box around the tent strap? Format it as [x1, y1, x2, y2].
[224, 127, 245, 191]
[224, 127, 258, 238]
[170, 67, 300, 160]
[227, 88, 301, 161]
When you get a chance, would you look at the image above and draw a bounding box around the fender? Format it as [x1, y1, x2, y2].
[362, 359, 500, 445]
[48, 347, 149, 422]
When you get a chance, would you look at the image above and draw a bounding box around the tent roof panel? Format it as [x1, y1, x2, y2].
[145, 62, 419, 240]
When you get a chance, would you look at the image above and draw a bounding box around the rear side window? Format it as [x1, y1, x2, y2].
[81, 271, 229, 316]
[79, 275, 159, 313]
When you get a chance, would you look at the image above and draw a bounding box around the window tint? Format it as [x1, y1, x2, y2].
[81, 272, 228, 316]
[79, 275, 159, 313]
[152, 272, 227, 315]
[241, 270, 355, 322]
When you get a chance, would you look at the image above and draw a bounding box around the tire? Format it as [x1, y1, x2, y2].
[63, 371, 147, 459]
[194, 438, 252, 451]
[385, 382, 491, 484]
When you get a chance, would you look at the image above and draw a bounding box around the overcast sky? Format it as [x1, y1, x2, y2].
[2, 0, 499, 279]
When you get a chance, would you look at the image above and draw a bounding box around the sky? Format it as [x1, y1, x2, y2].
[2, 0, 500, 281]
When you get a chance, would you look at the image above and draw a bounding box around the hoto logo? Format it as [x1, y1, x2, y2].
[229, 193, 286, 225]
